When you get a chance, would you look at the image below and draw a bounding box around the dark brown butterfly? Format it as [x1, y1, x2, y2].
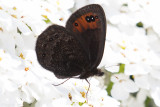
[36, 4, 106, 80]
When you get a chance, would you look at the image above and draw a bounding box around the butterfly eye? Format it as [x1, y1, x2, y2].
[74, 23, 78, 26]
[90, 15, 95, 22]
[85, 16, 91, 22]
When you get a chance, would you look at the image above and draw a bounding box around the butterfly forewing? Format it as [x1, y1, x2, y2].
[36, 25, 89, 79]
[66, 4, 106, 70]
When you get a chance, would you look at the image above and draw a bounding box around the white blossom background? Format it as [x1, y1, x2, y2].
[0, 0, 160, 107]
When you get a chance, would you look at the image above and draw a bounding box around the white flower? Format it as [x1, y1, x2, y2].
[111, 74, 139, 100]
[121, 89, 148, 107]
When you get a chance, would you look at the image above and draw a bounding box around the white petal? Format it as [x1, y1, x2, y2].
[121, 97, 145, 107]
[104, 96, 120, 107]
[111, 74, 129, 83]
[122, 80, 139, 93]
[151, 88, 160, 106]
[105, 65, 119, 73]
[20, 85, 35, 103]
[111, 83, 129, 100]
[0, 11, 13, 31]
[14, 19, 32, 35]
[0, 33, 15, 54]
[137, 89, 148, 103]
[125, 64, 151, 75]
[135, 75, 150, 89]
[150, 66, 160, 80]
[58, 0, 75, 10]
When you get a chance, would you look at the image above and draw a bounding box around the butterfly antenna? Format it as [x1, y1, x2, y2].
[53, 78, 70, 86]
[85, 79, 90, 103]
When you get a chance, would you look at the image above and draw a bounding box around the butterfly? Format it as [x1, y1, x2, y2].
[36, 4, 106, 81]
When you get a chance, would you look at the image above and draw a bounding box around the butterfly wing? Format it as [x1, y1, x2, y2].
[35, 25, 89, 79]
[66, 4, 106, 70]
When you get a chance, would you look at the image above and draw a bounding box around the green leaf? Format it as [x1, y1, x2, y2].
[26, 24, 32, 31]
[71, 102, 75, 106]
[78, 102, 84, 106]
[136, 22, 144, 28]
[15, 44, 17, 49]
[17, 28, 22, 34]
[106, 81, 113, 96]
[42, 15, 51, 24]
[23, 100, 36, 107]
[78, 101, 86, 106]
[122, 3, 128, 6]
[145, 97, 151, 107]
[144, 97, 157, 107]
[118, 64, 125, 73]
[43, 18, 51, 24]
[130, 92, 138, 97]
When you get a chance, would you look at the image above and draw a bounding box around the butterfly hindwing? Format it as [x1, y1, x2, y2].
[36, 25, 89, 79]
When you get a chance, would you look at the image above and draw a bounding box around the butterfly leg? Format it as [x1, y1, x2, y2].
[85, 79, 90, 103]
[53, 78, 70, 86]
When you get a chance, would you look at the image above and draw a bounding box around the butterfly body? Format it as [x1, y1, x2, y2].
[36, 4, 106, 79]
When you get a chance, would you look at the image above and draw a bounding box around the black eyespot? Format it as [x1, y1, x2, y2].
[85, 16, 91, 22]
[95, 16, 98, 19]
[90, 15, 95, 22]
[42, 53, 46, 57]
[49, 38, 53, 41]
[75, 23, 78, 26]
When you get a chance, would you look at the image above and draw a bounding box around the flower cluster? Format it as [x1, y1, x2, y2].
[0, 0, 160, 107]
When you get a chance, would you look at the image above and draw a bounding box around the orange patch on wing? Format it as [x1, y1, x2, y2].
[73, 12, 99, 33]
[78, 16, 88, 30]
[75, 21, 83, 32]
